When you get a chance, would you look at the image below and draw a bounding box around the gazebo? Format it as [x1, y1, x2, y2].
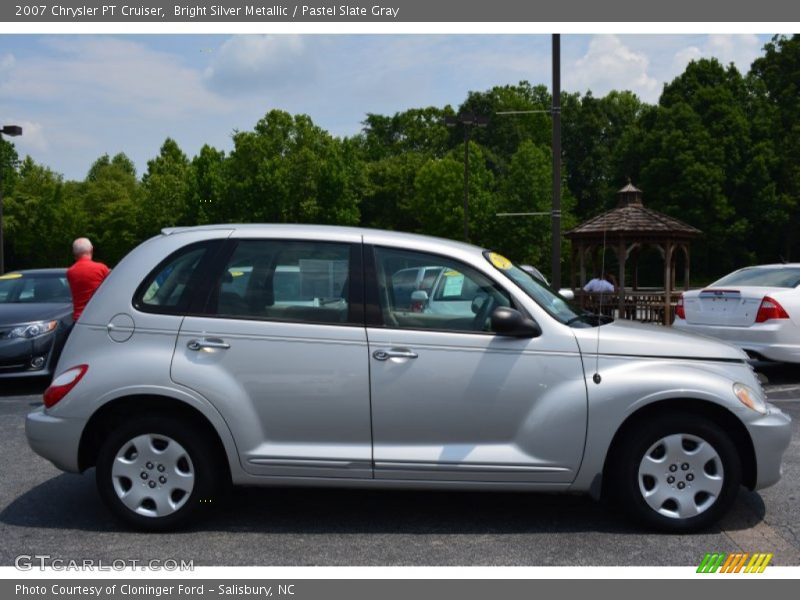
[565, 182, 701, 324]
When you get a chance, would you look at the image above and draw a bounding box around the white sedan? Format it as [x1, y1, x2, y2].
[673, 263, 800, 363]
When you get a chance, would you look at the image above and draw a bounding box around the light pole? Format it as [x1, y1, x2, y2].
[551, 33, 562, 290]
[0, 124, 23, 274]
[444, 112, 489, 243]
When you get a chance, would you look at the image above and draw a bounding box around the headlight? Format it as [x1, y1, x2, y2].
[8, 320, 58, 339]
[733, 382, 767, 415]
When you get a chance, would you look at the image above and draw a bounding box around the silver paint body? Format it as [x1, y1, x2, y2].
[26, 225, 791, 495]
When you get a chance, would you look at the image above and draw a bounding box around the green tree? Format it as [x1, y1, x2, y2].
[139, 138, 194, 237]
[410, 141, 496, 246]
[751, 34, 800, 260]
[224, 109, 361, 225]
[80, 153, 140, 265]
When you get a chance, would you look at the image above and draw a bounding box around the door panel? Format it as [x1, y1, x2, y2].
[367, 246, 587, 483]
[368, 328, 587, 482]
[172, 319, 372, 478]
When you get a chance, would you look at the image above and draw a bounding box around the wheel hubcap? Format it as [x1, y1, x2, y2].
[637, 433, 724, 520]
[111, 434, 195, 518]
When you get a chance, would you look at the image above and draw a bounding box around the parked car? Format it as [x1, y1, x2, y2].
[26, 225, 790, 532]
[0, 269, 72, 379]
[673, 264, 800, 364]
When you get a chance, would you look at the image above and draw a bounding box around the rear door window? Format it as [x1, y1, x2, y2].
[206, 239, 359, 326]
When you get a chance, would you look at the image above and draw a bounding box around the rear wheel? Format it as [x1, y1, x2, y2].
[612, 414, 742, 532]
[96, 416, 221, 531]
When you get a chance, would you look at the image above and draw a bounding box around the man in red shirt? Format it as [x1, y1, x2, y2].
[66, 237, 111, 321]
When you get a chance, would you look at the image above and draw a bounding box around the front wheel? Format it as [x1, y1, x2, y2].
[96, 416, 222, 531]
[612, 414, 742, 532]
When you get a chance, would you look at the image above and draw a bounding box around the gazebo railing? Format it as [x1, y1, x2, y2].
[572, 289, 683, 325]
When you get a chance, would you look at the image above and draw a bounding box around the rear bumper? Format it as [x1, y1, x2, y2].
[673, 320, 800, 363]
[25, 408, 85, 473]
[747, 404, 792, 490]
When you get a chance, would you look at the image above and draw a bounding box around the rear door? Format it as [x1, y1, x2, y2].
[170, 236, 373, 479]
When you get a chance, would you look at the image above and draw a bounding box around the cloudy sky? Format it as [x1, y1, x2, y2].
[0, 34, 769, 180]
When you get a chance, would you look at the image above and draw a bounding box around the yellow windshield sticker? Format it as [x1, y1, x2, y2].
[0, 273, 23, 280]
[229, 271, 244, 277]
[443, 270, 461, 277]
[488, 253, 512, 270]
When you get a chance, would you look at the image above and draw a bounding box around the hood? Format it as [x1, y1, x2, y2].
[0, 303, 72, 327]
[572, 318, 747, 362]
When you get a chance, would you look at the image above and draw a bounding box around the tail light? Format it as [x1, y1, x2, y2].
[44, 365, 88, 408]
[675, 293, 685, 320]
[755, 296, 790, 323]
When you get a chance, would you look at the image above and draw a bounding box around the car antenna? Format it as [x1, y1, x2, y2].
[593, 211, 609, 385]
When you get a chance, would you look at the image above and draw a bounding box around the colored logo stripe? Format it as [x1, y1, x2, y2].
[697, 552, 772, 573]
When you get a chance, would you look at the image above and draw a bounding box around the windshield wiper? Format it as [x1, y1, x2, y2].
[565, 313, 614, 327]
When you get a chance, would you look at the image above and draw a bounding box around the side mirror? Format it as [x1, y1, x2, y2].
[410, 290, 428, 312]
[490, 306, 542, 338]
[558, 288, 575, 301]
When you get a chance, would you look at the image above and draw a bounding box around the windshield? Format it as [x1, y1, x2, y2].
[0, 273, 72, 304]
[712, 266, 800, 288]
[483, 252, 606, 327]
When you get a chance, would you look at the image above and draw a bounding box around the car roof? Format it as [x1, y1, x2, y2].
[2, 268, 67, 276]
[734, 263, 800, 269]
[161, 224, 482, 254]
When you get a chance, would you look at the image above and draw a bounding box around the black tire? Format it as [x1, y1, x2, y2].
[610, 413, 742, 533]
[96, 416, 223, 531]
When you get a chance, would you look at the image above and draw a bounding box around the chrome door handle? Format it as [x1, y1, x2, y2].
[372, 348, 418, 361]
[187, 338, 230, 351]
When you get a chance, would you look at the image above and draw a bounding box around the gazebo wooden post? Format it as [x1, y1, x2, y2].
[664, 241, 674, 325]
[617, 238, 626, 318]
[683, 245, 691, 290]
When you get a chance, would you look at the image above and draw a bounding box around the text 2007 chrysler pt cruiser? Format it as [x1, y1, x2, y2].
[26, 225, 791, 531]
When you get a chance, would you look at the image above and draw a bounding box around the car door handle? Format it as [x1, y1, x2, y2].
[187, 338, 230, 351]
[372, 348, 418, 361]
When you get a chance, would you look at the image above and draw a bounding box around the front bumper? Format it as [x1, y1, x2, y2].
[0, 333, 58, 378]
[25, 408, 85, 473]
[747, 404, 792, 490]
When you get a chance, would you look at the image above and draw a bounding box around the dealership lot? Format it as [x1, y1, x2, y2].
[1, 370, 798, 567]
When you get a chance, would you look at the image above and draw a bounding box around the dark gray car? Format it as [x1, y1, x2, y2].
[0, 269, 72, 379]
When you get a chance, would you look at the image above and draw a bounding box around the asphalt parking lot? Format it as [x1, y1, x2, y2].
[1, 365, 798, 567]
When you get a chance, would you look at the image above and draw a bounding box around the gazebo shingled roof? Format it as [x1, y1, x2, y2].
[565, 182, 702, 324]
[566, 182, 701, 239]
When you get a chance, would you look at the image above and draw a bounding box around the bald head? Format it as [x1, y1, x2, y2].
[72, 237, 94, 259]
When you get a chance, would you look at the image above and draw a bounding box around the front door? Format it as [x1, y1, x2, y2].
[366, 246, 587, 483]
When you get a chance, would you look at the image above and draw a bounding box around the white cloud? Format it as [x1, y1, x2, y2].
[9, 120, 48, 154]
[204, 35, 313, 94]
[671, 34, 762, 75]
[566, 35, 660, 101]
[0, 37, 228, 119]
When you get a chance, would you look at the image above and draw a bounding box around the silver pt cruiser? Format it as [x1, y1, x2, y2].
[26, 225, 791, 532]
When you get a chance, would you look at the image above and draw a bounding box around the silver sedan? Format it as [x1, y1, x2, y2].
[26, 225, 791, 533]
